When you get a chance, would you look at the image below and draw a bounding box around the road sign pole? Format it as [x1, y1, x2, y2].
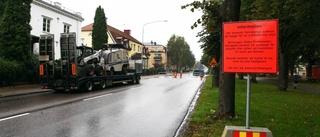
[246, 74, 251, 129]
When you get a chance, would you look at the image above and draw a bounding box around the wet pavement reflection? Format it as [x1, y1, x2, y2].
[0, 74, 203, 137]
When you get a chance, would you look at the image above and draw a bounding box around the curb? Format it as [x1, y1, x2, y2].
[0, 90, 53, 98]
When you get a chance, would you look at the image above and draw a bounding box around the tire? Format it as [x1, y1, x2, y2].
[135, 76, 140, 84]
[86, 65, 94, 76]
[128, 77, 135, 84]
[100, 80, 106, 89]
[85, 81, 93, 91]
[95, 66, 104, 76]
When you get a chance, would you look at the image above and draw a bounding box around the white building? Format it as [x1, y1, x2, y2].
[30, 0, 84, 59]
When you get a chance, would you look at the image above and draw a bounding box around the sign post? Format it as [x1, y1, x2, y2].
[221, 20, 278, 137]
[246, 74, 250, 129]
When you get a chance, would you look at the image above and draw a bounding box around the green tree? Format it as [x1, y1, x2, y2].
[184, 49, 196, 71]
[167, 35, 194, 71]
[0, 0, 37, 85]
[92, 5, 108, 50]
[182, 0, 241, 118]
[179, 43, 196, 71]
[0, 0, 32, 61]
[183, 1, 222, 87]
[0, 0, 6, 19]
[242, 0, 320, 91]
[299, 10, 320, 80]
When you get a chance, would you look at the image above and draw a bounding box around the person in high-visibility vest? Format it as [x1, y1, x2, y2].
[174, 72, 177, 78]
[200, 73, 203, 80]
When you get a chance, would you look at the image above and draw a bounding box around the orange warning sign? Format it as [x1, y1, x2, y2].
[222, 20, 278, 73]
[209, 57, 218, 67]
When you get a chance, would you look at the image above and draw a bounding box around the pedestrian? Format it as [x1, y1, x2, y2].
[293, 76, 298, 89]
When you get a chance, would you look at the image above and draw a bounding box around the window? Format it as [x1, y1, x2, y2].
[43, 18, 51, 32]
[64, 24, 71, 33]
[133, 44, 136, 51]
[156, 54, 161, 57]
[155, 60, 161, 64]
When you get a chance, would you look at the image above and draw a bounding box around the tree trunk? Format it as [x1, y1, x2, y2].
[215, 0, 241, 119]
[217, 71, 235, 118]
[212, 66, 219, 87]
[278, 52, 289, 91]
[250, 73, 257, 83]
[238, 73, 244, 80]
[307, 59, 315, 80]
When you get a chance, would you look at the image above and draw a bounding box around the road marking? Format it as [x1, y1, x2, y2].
[0, 113, 30, 122]
[83, 94, 112, 101]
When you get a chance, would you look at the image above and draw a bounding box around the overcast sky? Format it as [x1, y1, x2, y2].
[52, 0, 203, 61]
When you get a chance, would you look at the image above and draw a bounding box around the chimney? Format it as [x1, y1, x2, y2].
[124, 29, 131, 36]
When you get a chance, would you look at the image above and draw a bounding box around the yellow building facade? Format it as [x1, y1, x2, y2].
[144, 42, 167, 70]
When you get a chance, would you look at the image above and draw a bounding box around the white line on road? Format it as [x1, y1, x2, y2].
[0, 113, 30, 122]
[83, 94, 112, 101]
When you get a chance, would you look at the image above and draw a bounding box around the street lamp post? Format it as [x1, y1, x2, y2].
[141, 20, 167, 70]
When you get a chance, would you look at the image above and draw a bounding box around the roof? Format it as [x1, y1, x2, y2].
[143, 42, 165, 46]
[82, 23, 142, 45]
[33, 0, 84, 21]
[107, 43, 132, 50]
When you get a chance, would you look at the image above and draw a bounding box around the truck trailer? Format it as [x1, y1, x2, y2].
[38, 33, 142, 92]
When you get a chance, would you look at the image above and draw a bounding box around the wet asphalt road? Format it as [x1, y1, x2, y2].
[0, 74, 203, 137]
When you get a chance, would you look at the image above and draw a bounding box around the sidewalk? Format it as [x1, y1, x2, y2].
[0, 75, 159, 98]
[257, 77, 320, 94]
[0, 84, 52, 98]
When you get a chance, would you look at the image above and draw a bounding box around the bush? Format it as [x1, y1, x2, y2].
[0, 55, 39, 86]
[0, 57, 22, 86]
[20, 55, 39, 83]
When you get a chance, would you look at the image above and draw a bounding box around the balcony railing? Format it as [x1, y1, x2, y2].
[150, 50, 165, 53]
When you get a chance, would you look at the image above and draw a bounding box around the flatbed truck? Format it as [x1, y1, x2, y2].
[38, 33, 142, 92]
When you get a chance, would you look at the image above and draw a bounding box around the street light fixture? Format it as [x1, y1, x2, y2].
[141, 20, 167, 70]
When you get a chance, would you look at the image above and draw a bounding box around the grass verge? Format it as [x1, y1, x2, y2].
[182, 76, 320, 137]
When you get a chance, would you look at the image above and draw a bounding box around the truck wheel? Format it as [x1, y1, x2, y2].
[86, 65, 94, 76]
[95, 66, 104, 76]
[85, 81, 93, 91]
[100, 80, 106, 89]
[136, 76, 140, 84]
[128, 78, 135, 84]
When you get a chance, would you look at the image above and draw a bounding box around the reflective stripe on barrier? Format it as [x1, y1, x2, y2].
[234, 131, 266, 137]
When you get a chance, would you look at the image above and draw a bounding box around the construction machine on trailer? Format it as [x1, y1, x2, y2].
[38, 32, 142, 92]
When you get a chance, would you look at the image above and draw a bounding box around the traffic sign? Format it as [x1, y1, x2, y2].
[222, 20, 278, 73]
